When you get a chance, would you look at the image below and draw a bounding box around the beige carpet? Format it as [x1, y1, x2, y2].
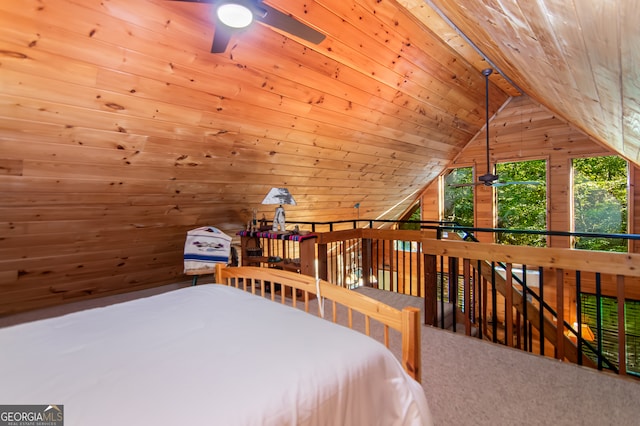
[352, 286, 640, 426]
[2, 282, 639, 425]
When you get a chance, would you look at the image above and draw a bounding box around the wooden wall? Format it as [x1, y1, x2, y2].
[1, 0, 637, 316]
[0, 0, 502, 315]
[420, 97, 640, 326]
[422, 95, 638, 247]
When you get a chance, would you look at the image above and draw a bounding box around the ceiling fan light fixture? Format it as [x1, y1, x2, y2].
[216, 2, 254, 29]
[478, 173, 499, 186]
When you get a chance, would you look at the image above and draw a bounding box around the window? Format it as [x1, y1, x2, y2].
[495, 159, 547, 246]
[572, 156, 628, 252]
[580, 294, 640, 376]
[443, 167, 474, 227]
[399, 204, 421, 230]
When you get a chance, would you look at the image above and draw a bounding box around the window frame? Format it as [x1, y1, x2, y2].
[570, 154, 630, 252]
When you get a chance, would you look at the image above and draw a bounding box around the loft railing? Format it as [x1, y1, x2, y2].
[300, 223, 640, 378]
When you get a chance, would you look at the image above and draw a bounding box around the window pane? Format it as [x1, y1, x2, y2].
[496, 159, 547, 247]
[399, 205, 421, 230]
[573, 156, 627, 252]
[443, 167, 474, 227]
[625, 300, 640, 375]
[580, 294, 640, 376]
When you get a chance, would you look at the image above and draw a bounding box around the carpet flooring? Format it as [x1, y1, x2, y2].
[352, 286, 640, 426]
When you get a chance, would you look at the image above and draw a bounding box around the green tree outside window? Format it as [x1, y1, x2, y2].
[496, 159, 547, 246]
[573, 156, 628, 252]
[443, 167, 474, 227]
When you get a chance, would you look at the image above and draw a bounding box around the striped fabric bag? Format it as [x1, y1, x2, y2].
[183, 227, 232, 273]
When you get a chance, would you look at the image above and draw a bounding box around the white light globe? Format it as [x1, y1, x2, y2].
[216, 3, 253, 29]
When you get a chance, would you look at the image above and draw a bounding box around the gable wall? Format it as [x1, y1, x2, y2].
[421, 96, 639, 248]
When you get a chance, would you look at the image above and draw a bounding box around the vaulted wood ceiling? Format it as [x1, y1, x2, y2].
[1, 0, 638, 309]
[3, 0, 636, 231]
[423, 0, 640, 162]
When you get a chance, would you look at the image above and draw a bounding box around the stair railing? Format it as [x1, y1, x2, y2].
[307, 225, 640, 377]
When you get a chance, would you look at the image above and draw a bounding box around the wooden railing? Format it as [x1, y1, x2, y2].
[310, 228, 640, 377]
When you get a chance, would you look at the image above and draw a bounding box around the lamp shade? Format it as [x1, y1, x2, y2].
[261, 187, 296, 205]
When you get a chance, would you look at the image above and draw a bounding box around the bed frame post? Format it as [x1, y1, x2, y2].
[215, 263, 225, 283]
[402, 307, 421, 383]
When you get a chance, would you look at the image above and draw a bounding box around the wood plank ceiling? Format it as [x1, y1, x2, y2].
[423, 0, 640, 162]
[0, 0, 638, 309]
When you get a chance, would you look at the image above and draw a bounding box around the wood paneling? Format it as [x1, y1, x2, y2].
[0, 0, 637, 314]
[421, 96, 637, 250]
[424, 0, 640, 163]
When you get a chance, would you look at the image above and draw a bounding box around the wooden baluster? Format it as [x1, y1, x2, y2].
[556, 268, 565, 360]
[464, 258, 471, 336]
[505, 263, 513, 347]
[617, 274, 626, 375]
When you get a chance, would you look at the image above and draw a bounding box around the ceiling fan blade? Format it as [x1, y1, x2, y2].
[492, 181, 542, 187]
[447, 182, 481, 188]
[449, 180, 542, 188]
[211, 25, 232, 53]
[257, 3, 325, 44]
[168, 0, 324, 51]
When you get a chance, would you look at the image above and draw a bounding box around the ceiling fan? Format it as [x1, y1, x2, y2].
[169, 0, 326, 53]
[449, 68, 540, 188]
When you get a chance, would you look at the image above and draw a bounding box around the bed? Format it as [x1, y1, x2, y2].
[0, 266, 432, 425]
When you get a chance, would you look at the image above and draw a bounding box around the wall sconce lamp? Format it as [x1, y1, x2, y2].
[261, 187, 296, 232]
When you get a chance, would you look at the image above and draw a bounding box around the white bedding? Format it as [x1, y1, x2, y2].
[0, 284, 432, 425]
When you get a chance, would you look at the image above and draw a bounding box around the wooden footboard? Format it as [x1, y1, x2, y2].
[215, 265, 421, 383]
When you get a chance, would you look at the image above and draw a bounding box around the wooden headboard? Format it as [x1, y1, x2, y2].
[215, 265, 421, 383]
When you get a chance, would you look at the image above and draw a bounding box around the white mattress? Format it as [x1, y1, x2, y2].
[0, 284, 432, 425]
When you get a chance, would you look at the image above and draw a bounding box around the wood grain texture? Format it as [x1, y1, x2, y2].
[216, 264, 422, 382]
[426, 0, 638, 162]
[0, 0, 637, 313]
[420, 96, 637, 251]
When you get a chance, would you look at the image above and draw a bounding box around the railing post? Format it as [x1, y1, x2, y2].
[539, 267, 545, 356]
[424, 253, 438, 326]
[316, 243, 328, 281]
[298, 238, 316, 277]
[555, 268, 565, 360]
[491, 262, 498, 343]
[617, 274, 627, 375]
[402, 307, 421, 383]
[505, 263, 513, 347]
[362, 238, 373, 286]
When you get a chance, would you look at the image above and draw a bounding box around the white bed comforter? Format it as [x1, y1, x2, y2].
[0, 284, 432, 425]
